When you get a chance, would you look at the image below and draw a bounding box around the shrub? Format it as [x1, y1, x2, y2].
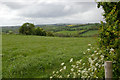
[35, 27, 46, 36]
[19, 23, 35, 35]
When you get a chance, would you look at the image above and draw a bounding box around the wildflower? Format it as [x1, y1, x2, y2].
[102, 64, 104, 67]
[92, 54, 94, 57]
[61, 63, 64, 66]
[83, 63, 85, 65]
[83, 52, 86, 54]
[76, 61, 80, 64]
[76, 66, 78, 68]
[59, 76, 62, 78]
[80, 59, 82, 62]
[60, 69, 63, 72]
[63, 66, 66, 70]
[56, 71, 59, 73]
[95, 63, 99, 66]
[99, 65, 101, 68]
[110, 48, 114, 52]
[100, 55, 104, 58]
[94, 68, 97, 71]
[70, 58, 73, 62]
[53, 71, 55, 74]
[50, 76, 53, 78]
[94, 51, 97, 53]
[71, 65, 75, 68]
[88, 44, 91, 46]
[67, 74, 70, 78]
[71, 68, 74, 72]
[87, 49, 90, 51]
[78, 70, 81, 72]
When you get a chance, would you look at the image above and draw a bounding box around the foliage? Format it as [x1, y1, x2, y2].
[50, 44, 104, 78]
[19, 23, 35, 35]
[97, 2, 120, 77]
[50, 44, 118, 78]
[46, 32, 54, 37]
[35, 27, 46, 36]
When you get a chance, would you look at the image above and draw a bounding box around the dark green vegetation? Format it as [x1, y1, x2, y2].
[97, 2, 120, 77]
[19, 23, 47, 36]
[2, 34, 97, 78]
[2, 23, 100, 37]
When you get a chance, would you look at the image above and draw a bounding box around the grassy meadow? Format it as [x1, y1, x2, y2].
[2, 34, 98, 78]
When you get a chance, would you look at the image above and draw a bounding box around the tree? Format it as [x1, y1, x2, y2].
[19, 23, 35, 35]
[97, 2, 120, 77]
[35, 27, 46, 36]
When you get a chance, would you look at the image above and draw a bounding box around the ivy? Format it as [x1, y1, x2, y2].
[97, 2, 120, 78]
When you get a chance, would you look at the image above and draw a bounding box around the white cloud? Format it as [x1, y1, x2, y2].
[0, 0, 104, 26]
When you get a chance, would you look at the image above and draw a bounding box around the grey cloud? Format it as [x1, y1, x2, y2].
[0, 0, 104, 26]
[18, 2, 97, 18]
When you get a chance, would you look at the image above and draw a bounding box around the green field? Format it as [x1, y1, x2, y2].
[55, 30, 85, 35]
[80, 30, 99, 36]
[2, 34, 97, 78]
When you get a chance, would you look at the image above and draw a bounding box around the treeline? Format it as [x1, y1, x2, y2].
[19, 23, 54, 36]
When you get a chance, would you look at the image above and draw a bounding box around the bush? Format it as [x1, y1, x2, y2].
[19, 23, 35, 35]
[35, 27, 46, 36]
[46, 32, 54, 37]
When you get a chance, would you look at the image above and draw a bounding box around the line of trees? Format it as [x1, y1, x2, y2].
[19, 23, 54, 36]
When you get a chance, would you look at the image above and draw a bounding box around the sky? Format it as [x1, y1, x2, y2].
[0, 0, 105, 26]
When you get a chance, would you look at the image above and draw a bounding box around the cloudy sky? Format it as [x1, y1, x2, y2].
[0, 0, 104, 26]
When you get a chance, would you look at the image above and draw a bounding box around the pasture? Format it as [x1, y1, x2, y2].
[2, 34, 97, 78]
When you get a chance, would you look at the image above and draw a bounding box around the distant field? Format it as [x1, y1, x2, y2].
[2, 34, 97, 78]
[80, 30, 99, 36]
[55, 30, 85, 35]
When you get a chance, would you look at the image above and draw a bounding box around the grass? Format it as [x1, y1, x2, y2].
[80, 30, 99, 36]
[55, 30, 85, 35]
[2, 34, 98, 78]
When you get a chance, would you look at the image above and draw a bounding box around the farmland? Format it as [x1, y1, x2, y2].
[2, 34, 97, 78]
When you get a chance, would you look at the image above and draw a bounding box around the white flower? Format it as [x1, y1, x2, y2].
[76, 66, 78, 68]
[110, 48, 114, 52]
[56, 71, 59, 73]
[63, 66, 66, 70]
[94, 51, 97, 53]
[71, 68, 74, 72]
[87, 49, 90, 51]
[83, 63, 85, 65]
[78, 70, 81, 72]
[67, 74, 70, 78]
[88, 44, 91, 46]
[100, 55, 104, 58]
[59, 76, 62, 78]
[76, 61, 80, 64]
[53, 71, 55, 74]
[70, 58, 73, 62]
[95, 63, 99, 66]
[61, 62, 64, 66]
[60, 69, 63, 72]
[88, 68, 91, 71]
[80, 59, 82, 62]
[92, 54, 94, 57]
[71, 65, 75, 68]
[99, 65, 101, 68]
[50, 76, 52, 78]
[83, 52, 86, 54]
